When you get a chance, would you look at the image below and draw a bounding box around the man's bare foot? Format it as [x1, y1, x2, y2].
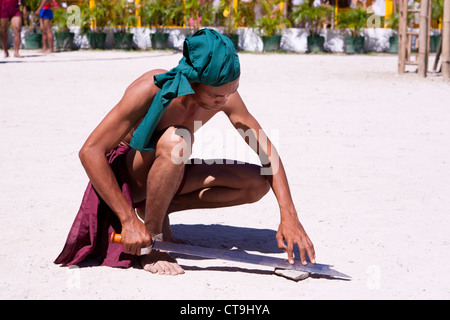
[37, 49, 53, 54]
[13, 52, 24, 58]
[134, 208, 188, 275]
[139, 250, 185, 275]
[3, 51, 9, 58]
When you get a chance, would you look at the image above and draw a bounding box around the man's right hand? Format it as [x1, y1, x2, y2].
[120, 217, 152, 255]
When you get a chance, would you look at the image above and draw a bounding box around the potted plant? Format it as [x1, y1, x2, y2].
[88, 0, 113, 49]
[430, 0, 443, 52]
[256, 0, 291, 52]
[337, 7, 368, 54]
[79, 2, 93, 36]
[24, 0, 42, 49]
[111, 0, 137, 50]
[141, 0, 175, 50]
[219, 0, 239, 50]
[182, 0, 214, 36]
[385, 12, 399, 53]
[237, 0, 256, 28]
[291, 2, 332, 53]
[52, 7, 75, 51]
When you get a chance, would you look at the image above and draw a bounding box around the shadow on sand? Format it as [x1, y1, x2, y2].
[171, 223, 280, 254]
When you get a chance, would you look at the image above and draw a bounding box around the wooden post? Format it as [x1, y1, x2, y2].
[417, 0, 430, 77]
[398, 0, 408, 73]
[443, 0, 450, 77]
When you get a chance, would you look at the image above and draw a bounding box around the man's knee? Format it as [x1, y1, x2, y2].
[11, 17, 21, 32]
[156, 126, 194, 165]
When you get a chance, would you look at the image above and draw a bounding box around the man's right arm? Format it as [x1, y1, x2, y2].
[78, 71, 162, 255]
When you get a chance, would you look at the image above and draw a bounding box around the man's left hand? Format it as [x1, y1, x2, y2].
[276, 213, 316, 265]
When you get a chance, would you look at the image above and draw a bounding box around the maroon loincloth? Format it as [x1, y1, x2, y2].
[54, 145, 137, 268]
[0, 0, 21, 20]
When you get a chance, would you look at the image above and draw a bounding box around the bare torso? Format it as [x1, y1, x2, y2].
[120, 70, 225, 203]
[120, 70, 221, 147]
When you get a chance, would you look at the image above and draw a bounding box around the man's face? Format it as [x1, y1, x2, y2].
[191, 78, 240, 110]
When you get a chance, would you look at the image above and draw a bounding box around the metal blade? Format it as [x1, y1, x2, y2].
[151, 239, 351, 280]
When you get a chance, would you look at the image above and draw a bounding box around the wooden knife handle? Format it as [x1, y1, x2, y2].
[110, 232, 123, 244]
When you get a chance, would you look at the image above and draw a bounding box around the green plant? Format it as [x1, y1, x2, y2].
[219, 0, 236, 34]
[218, 0, 251, 34]
[237, 0, 257, 28]
[79, 2, 93, 35]
[256, 0, 291, 37]
[24, 0, 41, 32]
[90, 0, 114, 33]
[26, 0, 41, 12]
[141, 0, 178, 33]
[112, 0, 138, 33]
[432, 0, 444, 26]
[291, 2, 332, 37]
[385, 12, 399, 34]
[336, 7, 368, 37]
[167, 0, 186, 27]
[182, 0, 215, 33]
[52, 7, 70, 33]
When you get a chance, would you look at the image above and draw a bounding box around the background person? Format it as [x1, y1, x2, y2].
[1, 0, 27, 58]
[35, 0, 53, 53]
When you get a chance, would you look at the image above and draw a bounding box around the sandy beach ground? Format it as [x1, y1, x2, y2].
[1, 49, 449, 300]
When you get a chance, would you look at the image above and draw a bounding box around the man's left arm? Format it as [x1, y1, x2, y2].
[223, 92, 316, 265]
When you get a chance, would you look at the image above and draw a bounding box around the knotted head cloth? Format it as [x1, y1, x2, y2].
[129, 28, 241, 152]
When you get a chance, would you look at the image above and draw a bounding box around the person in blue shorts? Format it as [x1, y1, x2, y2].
[35, 0, 53, 53]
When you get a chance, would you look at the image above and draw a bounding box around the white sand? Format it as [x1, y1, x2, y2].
[1, 50, 449, 300]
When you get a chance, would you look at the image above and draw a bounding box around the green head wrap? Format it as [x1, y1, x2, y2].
[129, 28, 241, 152]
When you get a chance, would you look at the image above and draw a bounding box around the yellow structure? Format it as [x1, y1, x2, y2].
[135, 0, 141, 28]
[89, 0, 95, 28]
[385, 0, 394, 27]
[234, 0, 238, 28]
[334, 0, 338, 28]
